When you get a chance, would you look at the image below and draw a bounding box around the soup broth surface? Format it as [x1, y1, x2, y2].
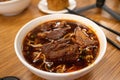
[23, 20, 99, 73]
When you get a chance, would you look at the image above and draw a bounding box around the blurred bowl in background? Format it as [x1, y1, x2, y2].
[0, 0, 31, 16]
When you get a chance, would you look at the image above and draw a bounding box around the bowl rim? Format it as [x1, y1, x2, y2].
[14, 14, 107, 76]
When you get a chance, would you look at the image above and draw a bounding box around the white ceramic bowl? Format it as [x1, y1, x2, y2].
[0, 0, 31, 16]
[14, 14, 107, 80]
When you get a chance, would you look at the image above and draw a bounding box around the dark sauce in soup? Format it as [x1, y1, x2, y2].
[23, 20, 99, 73]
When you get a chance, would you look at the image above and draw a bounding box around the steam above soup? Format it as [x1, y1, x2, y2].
[23, 20, 99, 73]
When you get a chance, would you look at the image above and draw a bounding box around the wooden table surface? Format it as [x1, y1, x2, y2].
[0, 0, 120, 80]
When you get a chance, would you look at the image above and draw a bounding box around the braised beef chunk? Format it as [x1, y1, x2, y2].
[47, 44, 79, 63]
[75, 27, 98, 47]
[39, 21, 56, 31]
[41, 38, 79, 63]
[46, 27, 71, 40]
[23, 20, 99, 73]
[41, 38, 73, 54]
[66, 22, 78, 30]
[37, 21, 67, 32]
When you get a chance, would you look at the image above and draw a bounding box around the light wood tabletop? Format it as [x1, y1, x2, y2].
[0, 0, 120, 80]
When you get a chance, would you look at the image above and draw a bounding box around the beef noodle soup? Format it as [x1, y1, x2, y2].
[23, 20, 99, 73]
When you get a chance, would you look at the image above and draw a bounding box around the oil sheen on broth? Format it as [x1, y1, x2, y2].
[23, 20, 99, 73]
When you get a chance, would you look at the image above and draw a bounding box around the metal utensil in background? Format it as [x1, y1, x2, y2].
[75, 0, 120, 21]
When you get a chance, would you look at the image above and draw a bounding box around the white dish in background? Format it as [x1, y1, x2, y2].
[38, 0, 76, 14]
[0, 0, 31, 16]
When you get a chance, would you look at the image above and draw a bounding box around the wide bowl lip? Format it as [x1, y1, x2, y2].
[14, 14, 107, 76]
